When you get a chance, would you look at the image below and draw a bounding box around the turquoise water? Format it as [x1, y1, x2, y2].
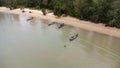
[0, 13, 120, 68]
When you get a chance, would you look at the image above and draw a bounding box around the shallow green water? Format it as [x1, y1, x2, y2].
[0, 13, 120, 68]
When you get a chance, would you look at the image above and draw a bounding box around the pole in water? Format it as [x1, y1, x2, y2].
[64, 45, 66, 47]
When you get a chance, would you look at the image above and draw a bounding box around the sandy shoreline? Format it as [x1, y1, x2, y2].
[0, 7, 120, 38]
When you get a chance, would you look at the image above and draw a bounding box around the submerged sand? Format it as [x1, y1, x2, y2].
[0, 7, 120, 38]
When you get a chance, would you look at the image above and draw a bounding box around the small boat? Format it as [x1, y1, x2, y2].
[69, 34, 78, 41]
[27, 17, 34, 21]
[48, 22, 55, 26]
[58, 23, 65, 28]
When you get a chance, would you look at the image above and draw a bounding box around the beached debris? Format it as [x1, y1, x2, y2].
[61, 14, 67, 17]
[43, 12, 47, 15]
[20, 8, 23, 10]
[58, 23, 65, 28]
[9, 7, 14, 10]
[27, 17, 34, 21]
[42, 8, 47, 15]
[22, 10, 25, 13]
[29, 11, 32, 13]
[48, 22, 55, 26]
[20, 8, 25, 13]
[69, 34, 78, 41]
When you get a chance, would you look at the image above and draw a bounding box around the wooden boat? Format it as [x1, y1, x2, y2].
[58, 23, 65, 28]
[27, 17, 34, 21]
[48, 22, 55, 26]
[69, 34, 78, 41]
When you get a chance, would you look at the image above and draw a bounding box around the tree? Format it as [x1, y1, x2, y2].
[6, 0, 18, 9]
[53, 1, 65, 16]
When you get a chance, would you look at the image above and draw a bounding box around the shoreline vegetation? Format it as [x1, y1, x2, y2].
[0, 7, 120, 38]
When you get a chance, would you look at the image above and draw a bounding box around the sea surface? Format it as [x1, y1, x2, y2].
[0, 12, 120, 68]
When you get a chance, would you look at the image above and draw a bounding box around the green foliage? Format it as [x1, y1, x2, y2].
[107, 9, 120, 28]
[41, 8, 45, 12]
[53, 2, 63, 16]
[6, 0, 18, 9]
[0, 3, 1, 6]
[0, 0, 6, 6]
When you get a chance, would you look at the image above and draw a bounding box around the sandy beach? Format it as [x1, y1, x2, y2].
[0, 7, 120, 38]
